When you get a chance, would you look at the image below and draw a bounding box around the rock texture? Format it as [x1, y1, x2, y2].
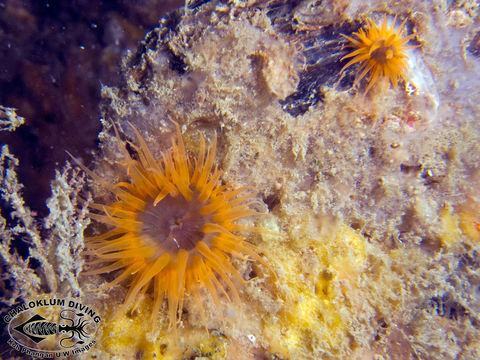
[2, 0, 480, 359]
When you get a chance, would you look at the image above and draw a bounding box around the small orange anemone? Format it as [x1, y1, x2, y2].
[340, 15, 416, 94]
[80, 123, 266, 331]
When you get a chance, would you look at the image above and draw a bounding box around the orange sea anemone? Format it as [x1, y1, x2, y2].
[340, 15, 417, 94]
[79, 122, 266, 332]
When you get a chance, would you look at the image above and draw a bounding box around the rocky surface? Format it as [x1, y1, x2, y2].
[1, 1, 480, 359]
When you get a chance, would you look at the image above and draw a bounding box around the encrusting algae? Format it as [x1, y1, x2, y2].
[78, 122, 267, 333]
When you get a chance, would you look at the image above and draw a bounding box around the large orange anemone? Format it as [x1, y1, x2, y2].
[340, 15, 417, 94]
[80, 123, 266, 331]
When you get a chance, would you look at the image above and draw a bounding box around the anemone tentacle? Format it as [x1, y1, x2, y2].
[340, 15, 417, 94]
[82, 122, 266, 331]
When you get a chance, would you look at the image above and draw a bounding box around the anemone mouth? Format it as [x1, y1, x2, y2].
[138, 191, 211, 253]
[370, 41, 395, 64]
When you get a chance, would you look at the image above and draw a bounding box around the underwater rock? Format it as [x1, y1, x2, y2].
[2, 0, 480, 359]
[84, 1, 480, 359]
